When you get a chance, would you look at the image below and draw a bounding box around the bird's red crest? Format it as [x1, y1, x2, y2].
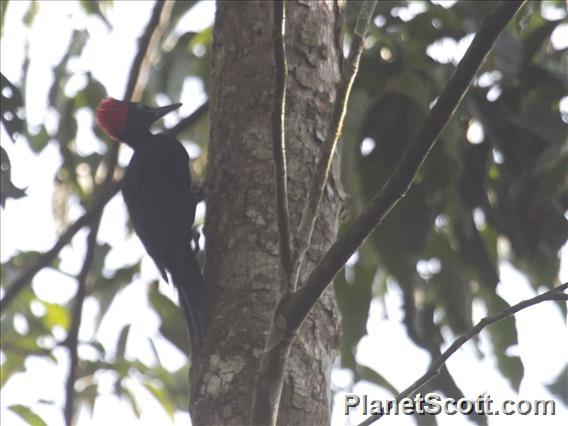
[96, 97, 128, 140]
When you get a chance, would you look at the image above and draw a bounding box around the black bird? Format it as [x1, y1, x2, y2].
[96, 97, 205, 350]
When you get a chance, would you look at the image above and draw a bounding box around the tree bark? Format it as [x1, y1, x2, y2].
[189, 1, 345, 424]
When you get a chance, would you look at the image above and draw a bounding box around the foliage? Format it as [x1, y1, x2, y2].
[337, 0, 567, 414]
[1, 1, 211, 423]
[0, 1, 566, 424]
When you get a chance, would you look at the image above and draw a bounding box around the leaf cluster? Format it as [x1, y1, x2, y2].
[1, 1, 211, 423]
[336, 0, 567, 415]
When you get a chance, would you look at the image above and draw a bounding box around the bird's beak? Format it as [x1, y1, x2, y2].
[152, 103, 182, 121]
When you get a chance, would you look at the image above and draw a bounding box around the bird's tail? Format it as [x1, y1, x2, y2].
[170, 250, 206, 352]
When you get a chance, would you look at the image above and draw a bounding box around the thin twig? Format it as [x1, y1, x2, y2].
[357, 283, 568, 426]
[1, 0, 174, 313]
[291, 0, 377, 288]
[101, 0, 173, 187]
[61, 3, 174, 422]
[251, 2, 524, 424]
[271, 0, 293, 285]
[0, 181, 121, 311]
[50, 1, 173, 425]
[63, 221, 101, 426]
[283, 0, 526, 330]
[250, 3, 378, 425]
[124, 0, 173, 103]
[0, 97, 208, 312]
[167, 101, 208, 137]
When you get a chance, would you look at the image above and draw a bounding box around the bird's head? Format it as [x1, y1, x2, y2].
[96, 97, 182, 142]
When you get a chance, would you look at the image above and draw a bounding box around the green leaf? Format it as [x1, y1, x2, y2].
[153, 364, 190, 411]
[76, 383, 98, 417]
[116, 324, 131, 360]
[356, 365, 399, 396]
[22, 0, 39, 27]
[546, 365, 568, 405]
[334, 244, 376, 369]
[7, 405, 47, 426]
[1, 352, 26, 387]
[0, 0, 9, 38]
[148, 337, 162, 367]
[355, 91, 439, 280]
[148, 282, 188, 354]
[41, 302, 70, 330]
[496, 355, 524, 393]
[483, 293, 524, 391]
[429, 264, 473, 336]
[76, 74, 107, 111]
[144, 383, 175, 419]
[0, 146, 27, 207]
[90, 262, 139, 331]
[26, 125, 50, 153]
[522, 16, 562, 64]
[79, 0, 111, 28]
[168, 1, 200, 36]
[47, 30, 88, 109]
[491, 28, 523, 79]
[87, 340, 107, 357]
[0, 73, 25, 142]
[467, 87, 566, 288]
[123, 385, 142, 418]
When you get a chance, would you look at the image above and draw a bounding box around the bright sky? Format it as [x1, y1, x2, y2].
[1, 2, 567, 426]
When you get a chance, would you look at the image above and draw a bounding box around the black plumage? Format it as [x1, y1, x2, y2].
[96, 98, 205, 350]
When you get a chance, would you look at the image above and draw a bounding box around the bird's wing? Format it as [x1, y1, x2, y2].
[122, 136, 194, 279]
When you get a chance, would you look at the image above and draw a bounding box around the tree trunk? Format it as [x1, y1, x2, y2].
[189, 1, 345, 424]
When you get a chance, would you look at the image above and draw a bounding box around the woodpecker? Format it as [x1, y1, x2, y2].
[96, 97, 205, 351]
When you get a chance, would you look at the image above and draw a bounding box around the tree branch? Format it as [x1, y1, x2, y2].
[358, 282, 568, 426]
[0, 180, 121, 311]
[1, 0, 174, 312]
[124, 0, 173, 103]
[250, 2, 377, 425]
[291, 0, 377, 289]
[99, 0, 173, 187]
[166, 101, 208, 137]
[284, 0, 526, 330]
[63, 221, 101, 426]
[61, 2, 176, 421]
[251, 2, 525, 424]
[271, 0, 293, 285]
[0, 97, 208, 312]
